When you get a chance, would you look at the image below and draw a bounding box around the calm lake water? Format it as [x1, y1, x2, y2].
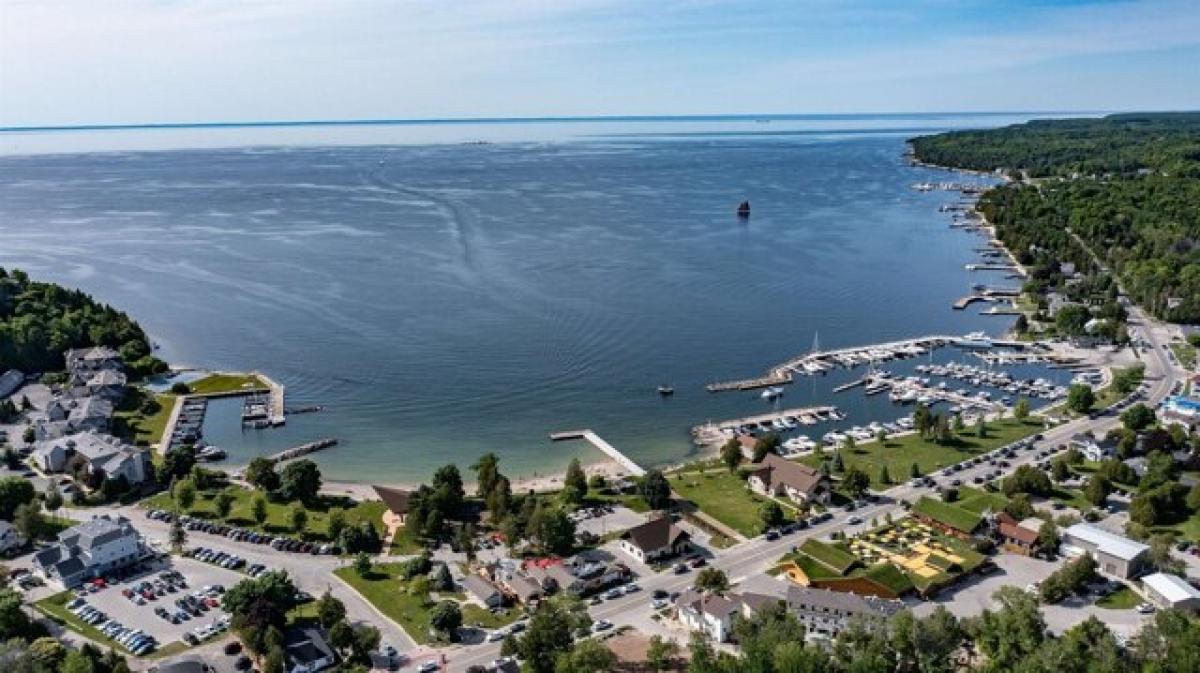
[0, 113, 1075, 484]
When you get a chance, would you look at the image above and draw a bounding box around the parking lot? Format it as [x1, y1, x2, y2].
[574, 505, 646, 537]
[60, 555, 243, 654]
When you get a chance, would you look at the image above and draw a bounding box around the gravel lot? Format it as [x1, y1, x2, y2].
[575, 506, 646, 536]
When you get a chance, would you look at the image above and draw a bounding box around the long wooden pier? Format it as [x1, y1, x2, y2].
[549, 430, 646, 477]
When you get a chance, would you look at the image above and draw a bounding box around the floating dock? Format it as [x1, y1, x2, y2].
[549, 430, 645, 477]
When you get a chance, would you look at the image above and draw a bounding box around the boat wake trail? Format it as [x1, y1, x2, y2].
[362, 166, 476, 270]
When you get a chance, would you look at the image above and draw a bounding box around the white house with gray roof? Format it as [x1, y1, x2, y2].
[65, 346, 122, 374]
[33, 431, 152, 486]
[33, 515, 144, 587]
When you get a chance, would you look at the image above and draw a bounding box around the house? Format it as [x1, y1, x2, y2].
[746, 453, 829, 504]
[462, 574, 504, 608]
[619, 514, 691, 564]
[0, 521, 27, 554]
[518, 555, 628, 596]
[285, 627, 337, 673]
[675, 590, 777, 642]
[72, 369, 127, 401]
[0, 369, 24, 400]
[737, 435, 758, 460]
[1141, 572, 1200, 612]
[1069, 434, 1110, 462]
[33, 431, 152, 486]
[65, 346, 122, 375]
[372, 485, 411, 525]
[33, 515, 143, 588]
[36, 395, 114, 439]
[1060, 262, 1076, 277]
[994, 513, 1040, 556]
[910, 497, 983, 539]
[785, 585, 905, 638]
[1060, 523, 1149, 579]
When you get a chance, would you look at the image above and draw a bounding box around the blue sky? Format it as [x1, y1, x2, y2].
[1, 0, 1197, 126]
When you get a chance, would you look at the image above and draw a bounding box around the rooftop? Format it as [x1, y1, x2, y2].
[1142, 572, 1200, 603]
[1064, 523, 1149, 561]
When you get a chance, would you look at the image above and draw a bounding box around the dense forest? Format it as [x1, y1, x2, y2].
[0, 267, 166, 375]
[911, 113, 1200, 323]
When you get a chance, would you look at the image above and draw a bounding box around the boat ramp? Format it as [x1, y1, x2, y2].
[549, 430, 645, 477]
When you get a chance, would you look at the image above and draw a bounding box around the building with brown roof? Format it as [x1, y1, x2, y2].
[372, 485, 411, 524]
[746, 453, 829, 504]
[619, 514, 691, 564]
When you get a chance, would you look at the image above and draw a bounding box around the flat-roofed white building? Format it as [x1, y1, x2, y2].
[1141, 573, 1200, 612]
[1060, 523, 1149, 579]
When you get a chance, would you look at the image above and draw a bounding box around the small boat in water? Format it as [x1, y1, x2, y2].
[657, 384, 675, 396]
[736, 201, 751, 217]
[761, 386, 784, 400]
[197, 445, 226, 461]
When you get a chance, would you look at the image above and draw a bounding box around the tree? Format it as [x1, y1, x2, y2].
[878, 464, 892, 485]
[316, 590, 346, 628]
[471, 452, 501, 500]
[174, 479, 196, 511]
[432, 563, 454, 592]
[1003, 465, 1053, 497]
[289, 504, 308, 534]
[645, 635, 680, 672]
[262, 648, 284, 673]
[169, 517, 187, 553]
[1121, 403, 1156, 432]
[831, 450, 844, 472]
[353, 552, 372, 577]
[639, 470, 671, 510]
[759, 501, 784, 530]
[841, 466, 870, 497]
[1014, 397, 1031, 421]
[43, 485, 62, 514]
[0, 478, 35, 520]
[1037, 518, 1059, 557]
[279, 460, 322, 504]
[159, 446, 196, 484]
[516, 597, 590, 673]
[214, 491, 235, 520]
[975, 416, 988, 438]
[222, 571, 297, 654]
[1066, 384, 1095, 414]
[1187, 483, 1200, 512]
[12, 503, 43, 541]
[244, 458, 280, 492]
[555, 639, 617, 673]
[29, 637, 67, 670]
[1147, 534, 1186, 575]
[429, 600, 463, 641]
[1005, 494, 1035, 520]
[971, 586, 1047, 670]
[1084, 475, 1112, 507]
[328, 622, 354, 655]
[251, 494, 268, 525]
[1051, 459, 1071, 482]
[327, 508, 347, 542]
[910, 462, 921, 479]
[530, 505, 577, 555]
[1056, 304, 1090, 336]
[694, 568, 729, 593]
[720, 438, 741, 472]
[562, 458, 587, 505]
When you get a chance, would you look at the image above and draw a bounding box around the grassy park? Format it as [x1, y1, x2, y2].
[143, 484, 386, 542]
[186, 373, 269, 395]
[668, 467, 778, 537]
[113, 393, 176, 446]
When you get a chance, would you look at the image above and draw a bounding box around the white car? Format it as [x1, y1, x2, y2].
[417, 662, 439, 673]
[1136, 603, 1156, 614]
[486, 631, 505, 642]
[592, 619, 613, 632]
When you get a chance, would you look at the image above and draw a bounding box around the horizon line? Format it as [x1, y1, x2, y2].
[0, 110, 1110, 134]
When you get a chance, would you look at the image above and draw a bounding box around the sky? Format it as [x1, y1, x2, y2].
[1, 0, 1198, 127]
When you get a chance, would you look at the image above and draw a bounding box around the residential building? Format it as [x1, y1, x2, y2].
[1060, 523, 1149, 579]
[71, 369, 127, 401]
[0, 521, 27, 554]
[994, 513, 1040, 556]
[785, 585, 905, 637]
[619, 514, 691, 564]
[36, 395, 114, 439]
[33, 515, 143, 587]
[675, 590, 777, 642]
[285, 627, 337, 673]
[518, 555, 628, 596]
[372, 485, 411, 525]
[462, 574, 504, 608]
[746, 453, 829, 504]
[0, 369, 23, 400]
[65, 346, 122, 375]
[32, 431, 152, 486]
[1141, 572, 1200, 612]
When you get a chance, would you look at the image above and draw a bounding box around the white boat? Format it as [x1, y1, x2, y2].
[761, 387, 785, 400]
[954, 331, 994, 349]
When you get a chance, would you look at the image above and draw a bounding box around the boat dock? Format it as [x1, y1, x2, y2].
[690, 405, 843, 448]
[965, 263, 1022, 273]
[265, 437, 338, 465]
[255, 371, 286, 426]
[549, 430, 645, 477]
[706, 335, 953, 393]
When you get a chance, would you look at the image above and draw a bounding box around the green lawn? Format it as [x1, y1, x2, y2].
[113, 393, 176, 446]
[1097, 585, 1142, 609]
[333, 562, 512, 644]
[800, 419, 1045, 490]
[1050, 487, 1094, 512]
[1171, 342, 1197, 370]
[143, 485, 386, 542]
[36, 591, 194, 659]
[669, 468, 775, 537]
[1164, 511, 1200, 543]
[187, 373, 269, 395]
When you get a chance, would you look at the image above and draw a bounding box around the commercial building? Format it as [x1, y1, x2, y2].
[1060, 523, 1149, 579]
[33, 515, 144, 588]
[619, 514, 691, 564]
[1141, 573, 1200, 612]
[674, 590, 778, 642]
[785, 585, 905, 637]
